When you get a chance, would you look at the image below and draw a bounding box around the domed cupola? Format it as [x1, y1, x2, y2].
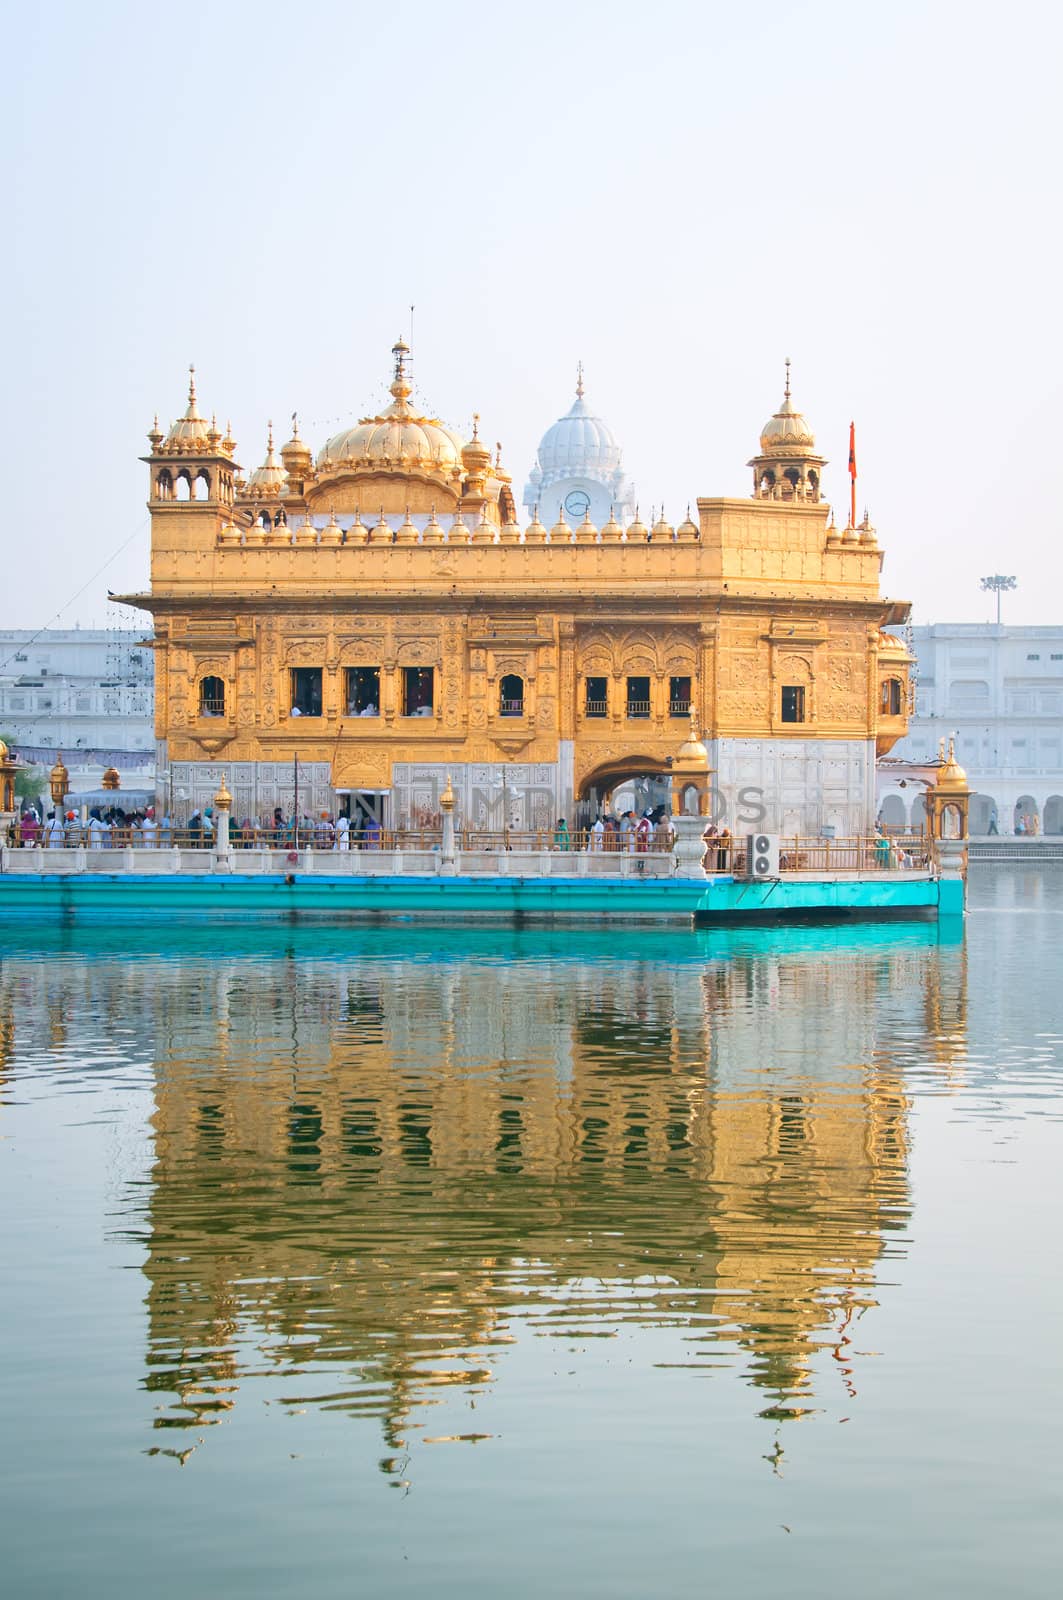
[246, 424, 287, 499]
[163, 367, 214, 452]
[748, 360, 827, 504]
[523, 365, 635, 528]
[280, 414, 313, 492]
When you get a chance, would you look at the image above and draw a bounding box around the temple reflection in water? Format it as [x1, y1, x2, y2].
[18, 923, 945, 1459]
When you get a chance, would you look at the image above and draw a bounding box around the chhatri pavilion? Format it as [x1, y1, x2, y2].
[119, 342, 912, 833]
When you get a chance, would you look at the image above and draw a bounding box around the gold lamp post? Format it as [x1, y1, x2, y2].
[0, 738, 17, 822]
[102, 766, 121, 792]
[670, 708, 714, 878]
[49, 754, 70, 845]
[926, 738, 971, 842]
[49, 754, 69, 811]
[212, 777, 233, 858]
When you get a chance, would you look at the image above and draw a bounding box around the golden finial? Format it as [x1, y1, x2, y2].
[472, 412, 480, 439]
[291, 410, 300, 439]
[495, 440, 503, 469]
[390, 335, 412, 403]
[440, 772, 455, 811]
[784, 356, 791, 400]
[267, 420, 274, 453]
[576, 360, 585, 399]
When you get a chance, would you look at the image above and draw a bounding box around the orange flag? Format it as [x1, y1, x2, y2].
[848, 421, 857, 528]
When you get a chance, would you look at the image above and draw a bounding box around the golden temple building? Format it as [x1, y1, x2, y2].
[119, 344, 912, 831]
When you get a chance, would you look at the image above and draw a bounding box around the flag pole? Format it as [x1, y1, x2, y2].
[848, 420, 857, 530]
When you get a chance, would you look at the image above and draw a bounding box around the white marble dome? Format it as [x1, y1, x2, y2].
[534, 394, 623, 477]
[524, 372, 634, 523]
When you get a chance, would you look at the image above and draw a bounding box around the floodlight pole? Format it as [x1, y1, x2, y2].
[980, 574, 1017, 627]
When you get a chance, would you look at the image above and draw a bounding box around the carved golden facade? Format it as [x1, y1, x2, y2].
[121, 346, 912, 830]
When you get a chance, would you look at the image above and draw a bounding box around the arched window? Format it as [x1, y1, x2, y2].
[500, 674, 524, 716]
[880, 678, 903, 716]
[156, 469, 173, 500]
[175, 472, 192, 501]
[194, 470, 211, 500]
[199, 676, 225, 717]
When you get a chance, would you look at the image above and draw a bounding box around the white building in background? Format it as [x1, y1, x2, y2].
[880, 623, 1063, 835]
[523, 367, 637, 529]
[0, 628, 155, 803]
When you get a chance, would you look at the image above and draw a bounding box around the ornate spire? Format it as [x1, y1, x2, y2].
[576, 360, 585, 399]
[187, 364, 199, 416]
[784, 355, 791, 401]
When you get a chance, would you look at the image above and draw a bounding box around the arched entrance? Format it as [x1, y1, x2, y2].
[878, 793, 907, 830]
[1043, 795, 1063, 835]
[577, 755, 671, 827]
[969, 793, 997, 835]
[1014, 794, 1040, 835]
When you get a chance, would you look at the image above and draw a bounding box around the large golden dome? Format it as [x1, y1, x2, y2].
[317, 339, 466, 480]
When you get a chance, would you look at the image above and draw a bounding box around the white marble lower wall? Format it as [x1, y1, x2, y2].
[158, 759, 569, 829]
[166, 760, 334, 823]
[390, 763, 563, 831]
[708, 738, 877, 837]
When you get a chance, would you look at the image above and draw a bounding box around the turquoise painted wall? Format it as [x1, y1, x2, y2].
[0, 871, 956, 923]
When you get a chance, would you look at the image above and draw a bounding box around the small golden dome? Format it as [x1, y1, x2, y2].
[471, 503, 495, 543]
[0, 737, 10, 760]
[550, 507, 572, 543]
[102, 766, 121, 791]
[368, 508, 392, 544]
[677, 506, 699, 541]
[247, 424, 286, 496]
[652, 510, 674, 541]
[576, 508, 598, 542]
[759, 360, 816, 453]
[164, 367, 213, 451]
[281, 415, 312, 468]
[422, 508, 444, 544]
[627, 508, 648, 542]
[213, 779, 233, 811]
[347, 508, 368, 545]
[674, 709, 709, 771]
[524, 507, 547, 543]
[600, 506, 623, 542]
[449, 509, 470, 544]
[319, 509, 343, 545]
[934, 739, 969, 792]
[395, 507, 419, 544]
[462, 415, 492, 476]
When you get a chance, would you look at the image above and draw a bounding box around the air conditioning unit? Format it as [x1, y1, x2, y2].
[744, 833, 780, 878]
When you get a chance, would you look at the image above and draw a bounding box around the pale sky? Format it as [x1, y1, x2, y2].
[4, 0, 1060, 630]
